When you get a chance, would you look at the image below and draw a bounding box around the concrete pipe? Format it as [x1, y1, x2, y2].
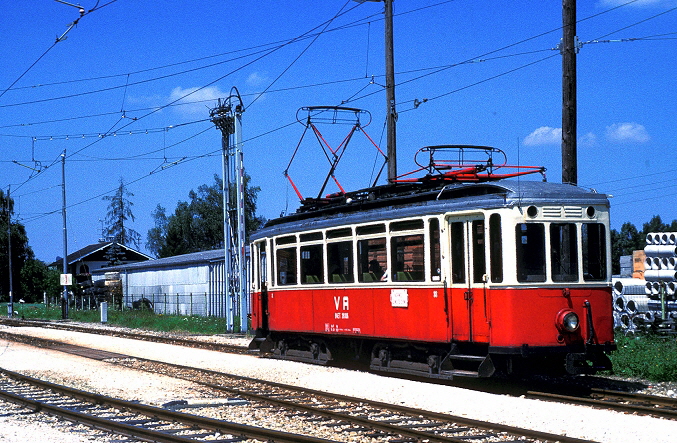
[644, 269, 677, 281]
[614, 295, 626, 312]
[625, 294, 649, 314]
[663, 257, 677, 270]
[631, 314, 646, 327]
[646, 232, 660, 245]
[660, 233, 670, 245]
[619, 312, 631, 330]
[612, 278, 648, 296]
[648, 300, 677, 312]
[645, 257, 654, 270]
[644, 245, 677, 257]
[645, 281, 654, 296]
[644, 311, 655, 323]
[652, 257, 662, 270]
[613, 311, 620, 328]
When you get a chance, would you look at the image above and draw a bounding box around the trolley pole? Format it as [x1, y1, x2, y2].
[561, 0, 578, 185]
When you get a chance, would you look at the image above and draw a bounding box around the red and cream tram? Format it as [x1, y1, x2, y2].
[248, 145, 615, 378]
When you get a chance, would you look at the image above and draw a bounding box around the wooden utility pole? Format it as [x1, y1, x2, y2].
[356, 0, 397, 181]
[561, 0, 577, 185]
[384, 0, 397, 182]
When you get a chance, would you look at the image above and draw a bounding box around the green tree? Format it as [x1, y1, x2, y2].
[104, 242, 127, 267]
[103, 178, 141, 249]
[20, 258, 60, 303]
[146, 204, 168, 258]
[641, 215, 668, 240]
[610, 222, 643, 275]
[1, 189, 36, 302]
[153, 173, 266, 258]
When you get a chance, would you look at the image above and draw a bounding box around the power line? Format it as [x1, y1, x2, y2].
[0, 0, 118, 101]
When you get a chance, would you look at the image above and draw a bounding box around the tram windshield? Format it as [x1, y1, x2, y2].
[516, 222, 607, 283]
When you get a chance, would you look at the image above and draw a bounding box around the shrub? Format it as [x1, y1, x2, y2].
[609, 332, 677, 382]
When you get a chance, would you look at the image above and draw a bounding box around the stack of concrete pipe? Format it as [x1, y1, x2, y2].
[612, 278, 654, 333]
[613, 232, 677, 333]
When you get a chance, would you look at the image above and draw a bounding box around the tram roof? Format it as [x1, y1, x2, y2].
[251, 180, 609, 241]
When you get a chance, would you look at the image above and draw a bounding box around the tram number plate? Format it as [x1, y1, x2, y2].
[390, 289, 409, 308]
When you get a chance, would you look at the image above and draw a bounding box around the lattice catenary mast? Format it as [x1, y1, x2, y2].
[210, 88, 247, 332]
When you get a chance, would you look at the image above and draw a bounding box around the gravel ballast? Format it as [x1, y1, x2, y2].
[0, 325, 676, 443]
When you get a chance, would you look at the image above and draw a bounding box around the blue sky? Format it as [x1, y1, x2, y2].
[1, 0, 676, 263]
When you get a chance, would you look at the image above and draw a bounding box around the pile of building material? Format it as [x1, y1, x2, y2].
[612, 232, 677, 334]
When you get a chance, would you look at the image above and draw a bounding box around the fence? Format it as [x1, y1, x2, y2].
[49, 283, 244, 324]
[123, 292, 207, 316]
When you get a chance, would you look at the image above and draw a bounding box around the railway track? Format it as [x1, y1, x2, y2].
[0, 368, 336, 443]
[527, 389, 677, 420]
[0, 329, 596, 443]
[0, 317, 248, 354]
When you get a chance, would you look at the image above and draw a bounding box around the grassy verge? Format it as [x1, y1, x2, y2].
[1, 303, 233, 335]
[608, 331, 677, 382]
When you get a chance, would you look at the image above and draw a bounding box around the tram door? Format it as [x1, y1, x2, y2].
[448, 215, 490, 343]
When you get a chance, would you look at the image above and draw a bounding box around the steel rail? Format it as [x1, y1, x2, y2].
[1, 322, 598, 443]
[0, 368, 339, 443]
[118, 355, 597, 443]
[527, 390, 677, 420]
[0, 318, 247, 354]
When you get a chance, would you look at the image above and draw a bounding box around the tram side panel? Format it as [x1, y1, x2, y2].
[486, 287, 614, 348]
[368, 287, 450, 342]
[267, 286, 452, 343]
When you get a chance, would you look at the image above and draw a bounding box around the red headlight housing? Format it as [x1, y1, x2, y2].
[556, 309, 580, 333]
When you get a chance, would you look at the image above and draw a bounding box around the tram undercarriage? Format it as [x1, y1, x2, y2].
[249, 332, 612, 379]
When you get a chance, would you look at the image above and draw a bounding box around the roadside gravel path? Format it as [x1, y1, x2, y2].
[0, 324, 676, 443]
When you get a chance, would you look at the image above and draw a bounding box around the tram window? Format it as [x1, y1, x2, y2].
[551, 223, 578, 282]
[358, 237, 387, 282]
[256, 241, 267, 286]
[356, 224, 385, 235]
[450, 222, 466, 284]
[472, 220, 486, 283]
[429, 218, 441, 281]
[390, 219, 424, 232]
[582, 223, 607, 281]
[276, 247, 297, 285]
[300, 232, 323, 242]
[327, 227, 352, 239]
[391, 234, 424, 282]
[301, 244, 324, 284]
[269, 239, 275, 286]
[489, 214, 503, 283]
[328, 241, 354, 283]
[516, 223, 546, 282]
[276, 235, 296, 246]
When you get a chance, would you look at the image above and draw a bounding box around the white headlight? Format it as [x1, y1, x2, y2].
[563, 312, 579, 332]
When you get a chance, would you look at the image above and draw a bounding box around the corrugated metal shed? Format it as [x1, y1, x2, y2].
[93, 249, 247, 320]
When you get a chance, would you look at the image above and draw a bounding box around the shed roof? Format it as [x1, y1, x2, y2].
[50, 242, 153, 267]
[92, 249, 227, 274]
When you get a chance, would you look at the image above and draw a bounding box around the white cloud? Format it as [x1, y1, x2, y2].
[605, 122, 650, 143]
[598, 0, 675, 7]
[246, 72, 268, 88]
[578, 132, 598, 148]
[169, 86, 227, 115]
[523, 126, 561, 146]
